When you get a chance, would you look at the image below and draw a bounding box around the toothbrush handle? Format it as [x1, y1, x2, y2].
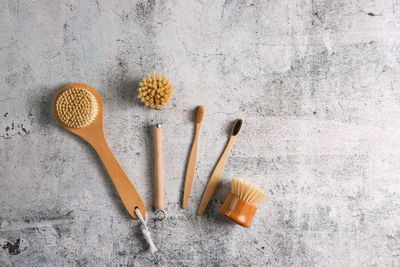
[154, 125, 165, 210]
[182, 124, 201, 208]
[198, 136, 236, 215]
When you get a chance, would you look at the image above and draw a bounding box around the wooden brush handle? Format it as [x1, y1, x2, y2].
[92, 136, 146, 219]
[198, 136, 236, 215]
[182, 124, 201, 208]
[154, 125, 165, 210]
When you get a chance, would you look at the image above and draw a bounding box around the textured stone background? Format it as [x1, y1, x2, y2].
[1, 0, 400, 266]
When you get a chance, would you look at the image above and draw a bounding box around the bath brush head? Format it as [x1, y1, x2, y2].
[138, 72, 173, 109]
[55, 87, 99, 128]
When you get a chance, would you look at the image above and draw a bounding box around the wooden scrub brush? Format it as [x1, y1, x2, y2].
[138, 72, 173, 218]
[219, 178, 268, 227]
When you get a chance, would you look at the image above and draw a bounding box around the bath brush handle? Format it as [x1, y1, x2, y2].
[154, 125, 165, 210]
[92, 136, 146, 219]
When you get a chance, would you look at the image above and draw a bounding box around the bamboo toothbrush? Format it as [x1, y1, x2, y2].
[53, 83, 146, 219]
[198, 119, 243, 215]
[219, 178, 268, 227]
[182, 106, 205, 209]
[138, 73, 173, 217]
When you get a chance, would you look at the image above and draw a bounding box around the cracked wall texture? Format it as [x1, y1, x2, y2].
[1, 0, 400, 266]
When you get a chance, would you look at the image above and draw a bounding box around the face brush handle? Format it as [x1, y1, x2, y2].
[154, 125, 165, 210]
[91, 136, 147, 219]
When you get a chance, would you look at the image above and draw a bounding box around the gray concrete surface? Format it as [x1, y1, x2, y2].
[1, 0, 400, 266]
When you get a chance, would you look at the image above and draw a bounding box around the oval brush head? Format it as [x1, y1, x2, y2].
[196, 106, 204, 123]
[219, 178, 268, 227]
[138, 72, 173, 109]
[55, 87, 99, 128]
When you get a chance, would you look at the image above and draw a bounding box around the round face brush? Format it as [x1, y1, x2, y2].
[138, 73, 173, 217]
[53, 83, 146, 219]
[219, 178, 268, 227]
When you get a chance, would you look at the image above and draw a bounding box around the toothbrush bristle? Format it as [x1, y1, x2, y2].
[196, 106, 204, 123]
[232, 119, 243, 136]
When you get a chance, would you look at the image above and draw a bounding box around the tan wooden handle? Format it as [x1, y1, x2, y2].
[92, 136, 146, 219]
[198, 136, 236, 215]
[154, 126, 165, 210]
[182, 125, 201, 208]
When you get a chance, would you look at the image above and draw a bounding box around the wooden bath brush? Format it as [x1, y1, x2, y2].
[53, 83, 146, 219]
[138, 72, 173, 217]
[219, 178, 268, 227]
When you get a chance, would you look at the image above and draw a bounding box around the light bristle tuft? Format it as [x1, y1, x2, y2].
[196, 106, 204, 123]
[138, 72, 173, 109]
[56, 87, 98, 128]
[231, 178, 268, 205]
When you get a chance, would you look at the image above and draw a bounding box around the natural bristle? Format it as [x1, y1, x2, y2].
[138, 72, 173, 109]
[231, 178, 268, 205]
[55, 87, 98, 128]
[196, 106, 204, 123]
